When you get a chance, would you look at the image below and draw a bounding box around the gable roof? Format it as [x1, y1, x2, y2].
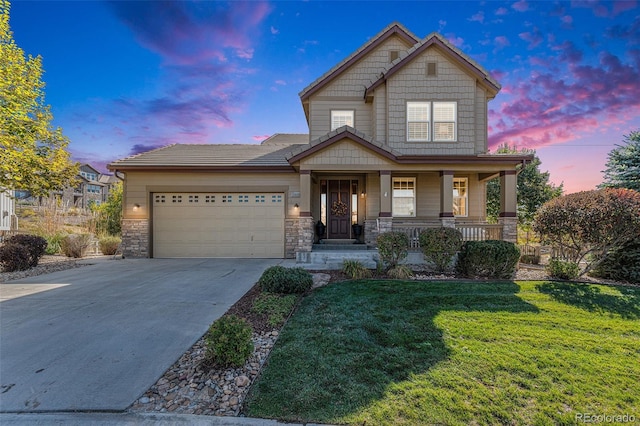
[261, 133, 309, 145]
[107, 143, 301, 172]
[365, 32, 501, 100]
[298, 22, 419, 102]
[286, 126, 402, 163]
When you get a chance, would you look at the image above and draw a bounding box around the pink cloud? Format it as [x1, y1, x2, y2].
[489, 48, 640, 151]
[519, 28, 543, 49]
[495, 7, 509, 15]
[493, 36, 511, 51]
[252, 135, 270, 142]
[612, 0, 637, 16]
[512, 0, 529, 12]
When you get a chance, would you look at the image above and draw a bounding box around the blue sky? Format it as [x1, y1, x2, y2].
[9, 0, 640, 193]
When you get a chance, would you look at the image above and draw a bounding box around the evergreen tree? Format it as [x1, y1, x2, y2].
[600, 130, 640, 191]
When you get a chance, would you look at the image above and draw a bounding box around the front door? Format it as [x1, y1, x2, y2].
[328, 180, 351, 239]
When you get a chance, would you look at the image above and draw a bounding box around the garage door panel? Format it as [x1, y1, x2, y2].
[153, 192, 285, 258]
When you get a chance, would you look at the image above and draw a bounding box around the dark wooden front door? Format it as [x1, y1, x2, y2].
[328, 180, 351, 239]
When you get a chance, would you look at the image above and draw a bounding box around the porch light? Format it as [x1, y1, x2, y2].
[294, 203, 299, 209]
[361, 191, 366, 198]
[133, 203, 140, 211]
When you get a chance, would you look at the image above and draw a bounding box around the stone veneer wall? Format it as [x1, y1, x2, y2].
[121, 219, 149, 258]
[499, 217, 517, 243]
[364, 217, 393, 246]
[285, 218, 299, 259]
[295, 217, 315, 262]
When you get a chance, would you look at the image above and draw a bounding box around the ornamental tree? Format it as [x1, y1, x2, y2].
[0, 0, 78, 196]
[600, 130, 640, 191]
[533, 188, 640, 276]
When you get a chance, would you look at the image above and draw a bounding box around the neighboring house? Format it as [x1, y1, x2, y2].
[108, 23, 531, 260]
[50, 164, 116, 209]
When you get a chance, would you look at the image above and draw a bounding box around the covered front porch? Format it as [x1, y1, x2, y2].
[286, 127, 530, 262]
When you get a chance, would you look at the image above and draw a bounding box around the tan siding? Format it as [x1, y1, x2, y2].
[300, 139, 395, 168]
[415, 173, 440, 217]
[309, 100, 372, 141]
[123, 171, 299, 219]
[475, 85, 488, 153]
[386, 47, 478, 156]
[373, 84, 387, 142]
[314, 36, 412, 98]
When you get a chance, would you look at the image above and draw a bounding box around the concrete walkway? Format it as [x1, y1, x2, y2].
[0, 258, 281, 413]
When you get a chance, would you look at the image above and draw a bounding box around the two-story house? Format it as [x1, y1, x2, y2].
[49, 164, 119, 209]
[108, 23, 531, 260]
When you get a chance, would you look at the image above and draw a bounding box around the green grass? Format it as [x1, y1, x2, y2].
[251, 292, 298, 327]
[244, 280, 640, 425]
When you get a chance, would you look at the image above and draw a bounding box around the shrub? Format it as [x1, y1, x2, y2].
[377, 232, 409, 269]
[6, 234, 48, 267]
[533, 188, 640, 276]
[251, 293, 298, 327]
[456, 240, 521, 279]
[546, 258, 580, 280]
[387, 265, 414, 280]
[61, 234, 92, 258]
[0, 243, 31, 272]
[205, 315, 253, 368]
[44, 233, 66, 255]
[590, 237, 640, 283]
[342, 259, 372, 280]
[419, 227, 463, 272]
[99, 236, 121, 255]
[258, 266, 313, 294]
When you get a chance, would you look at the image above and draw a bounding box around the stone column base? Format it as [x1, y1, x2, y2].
[440, 217, 455, 228]
[499, 216, 517, 243]
[294, 217, 315, 260]
[121, 219, 149, 258]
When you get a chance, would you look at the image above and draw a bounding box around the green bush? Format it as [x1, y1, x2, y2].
[387, 265, 414, 279]
[61, 234, 92, 258]
[590, 238, 640, 283]
[251, 293, 298, 327]
[6, 234, 48, 267]
[99, 236, 121, 255]
[45, 233, 66, 255]
[546, 258, 580, 280]
[377, 232, 409, 269]
[419, 227, 463, 272]
[456, 240, 521, 279]
[342, 259, 372, 280]
[205, 315, 253, 368]
[258, 266, 313, 294]
[0, 243, 31, 272]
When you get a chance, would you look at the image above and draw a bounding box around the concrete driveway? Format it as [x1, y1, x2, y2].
[0, 258, 282, 413]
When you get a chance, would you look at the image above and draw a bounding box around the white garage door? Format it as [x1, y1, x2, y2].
[153, 192, 285, 258]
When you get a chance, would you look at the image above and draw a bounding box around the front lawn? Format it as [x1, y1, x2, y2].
[244, 280, 640, 425]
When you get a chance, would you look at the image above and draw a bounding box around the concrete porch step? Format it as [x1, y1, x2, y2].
[312, 243, 370, 251]
[298, 250, 380, 270]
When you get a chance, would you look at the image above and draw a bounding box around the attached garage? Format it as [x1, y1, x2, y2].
[152, 192, 285, 258]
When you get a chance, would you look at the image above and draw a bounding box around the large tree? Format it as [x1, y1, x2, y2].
[486, 144, 563, 228]
[0, 0, 77, 196]
[600, 130, 640, 191]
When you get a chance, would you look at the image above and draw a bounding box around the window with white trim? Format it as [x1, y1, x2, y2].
[392, 177, 416, 217]
[331, 110, 354, 130]
[407, 102, 430, 141]
[453, 178, 468, 217]
[406, 101, 457, 142]
[433, 102, 457, 141]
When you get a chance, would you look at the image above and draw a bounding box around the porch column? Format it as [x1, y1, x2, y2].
[499, 170, 517, 242]
[439, 170, 455, 228]
[378, 170, 393, 235]
[296, 170, 314, 262]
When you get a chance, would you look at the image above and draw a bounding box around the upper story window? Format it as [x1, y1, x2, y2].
[392, 177, 416, 217]
[407, 101, 457, 142]
[87, 184, 101, 194]
[331, 110, 354, 130]
[81, 171, 98, 181]
[407, 102, 430, 141]
[453, 177, 468, 217]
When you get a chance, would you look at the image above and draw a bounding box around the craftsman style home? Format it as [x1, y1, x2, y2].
[108, 23, 531, 260]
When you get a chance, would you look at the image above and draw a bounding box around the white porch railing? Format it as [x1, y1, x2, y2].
[392, 222, 504, 250]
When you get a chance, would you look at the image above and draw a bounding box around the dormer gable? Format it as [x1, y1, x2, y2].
[365, 32, 501, 102]
[298, 22, 418, 123]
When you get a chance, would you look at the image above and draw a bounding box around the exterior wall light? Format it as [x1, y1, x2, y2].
[133, 203, 140, 211]
[294, 203, 299, 209]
